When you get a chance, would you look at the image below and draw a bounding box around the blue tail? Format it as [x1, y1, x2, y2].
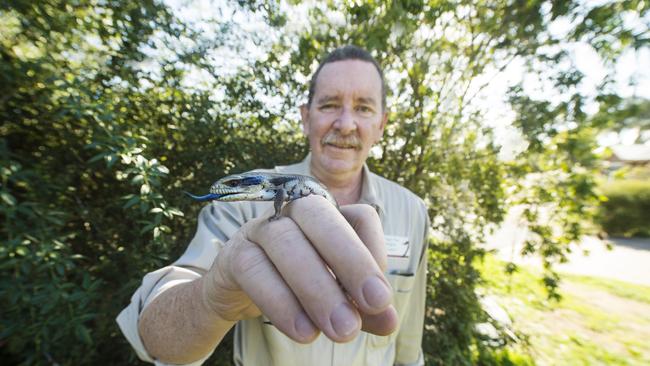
[183, 191, 223, 201]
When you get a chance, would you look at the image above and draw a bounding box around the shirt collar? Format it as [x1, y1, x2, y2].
[284, 153, 385, 218]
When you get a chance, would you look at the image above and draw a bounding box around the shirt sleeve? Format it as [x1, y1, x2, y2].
[116, 202, 258, 364]
[394, 206, 429, 366]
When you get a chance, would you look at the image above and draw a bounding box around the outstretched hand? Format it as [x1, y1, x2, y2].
[201, 195, 397, 343]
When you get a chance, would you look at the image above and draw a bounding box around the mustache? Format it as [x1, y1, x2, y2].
[321, 132, 362, 150]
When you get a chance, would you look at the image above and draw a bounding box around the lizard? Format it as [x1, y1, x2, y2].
[186, 172, 401, 274]
[185, 172, 338, 220]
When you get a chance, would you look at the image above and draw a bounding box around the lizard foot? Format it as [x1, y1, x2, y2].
[268, 214, 282, 222]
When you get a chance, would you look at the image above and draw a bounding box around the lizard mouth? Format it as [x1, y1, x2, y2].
[184, 190, 253, 202]
[210, 186, 251, 195]
[209, 186, 264, 200]
[214, 192, 238, 198]
[210, 189, 238, 196]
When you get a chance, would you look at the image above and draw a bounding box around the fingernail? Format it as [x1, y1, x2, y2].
[362, 276, 392, 310]
[295, 311, 317, 340]
[330, 302, 359, 338]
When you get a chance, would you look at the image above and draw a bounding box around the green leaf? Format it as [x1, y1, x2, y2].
[88, 152, 109, 163]
[75, 325, 92, 345]
[123, 195, 140, 209]
[140, 223, 155, 234]
[106, 154, 117, 168]
[1, 192, 16, 206]
[156, 165, 169, 174]
[82, 273, 90, 289]
[167, 208, 184, 217]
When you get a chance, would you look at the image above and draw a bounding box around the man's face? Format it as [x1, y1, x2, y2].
[301, 59, 387, 177]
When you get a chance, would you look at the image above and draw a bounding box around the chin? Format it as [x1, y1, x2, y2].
[324, 161, 356, 174]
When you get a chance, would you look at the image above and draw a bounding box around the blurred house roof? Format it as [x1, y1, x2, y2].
[610, 144, 650, 163]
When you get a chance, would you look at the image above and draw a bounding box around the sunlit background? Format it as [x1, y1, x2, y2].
[1, 1, 649, 365]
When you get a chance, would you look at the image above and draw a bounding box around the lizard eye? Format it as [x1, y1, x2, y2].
[225, 179, 241, 187]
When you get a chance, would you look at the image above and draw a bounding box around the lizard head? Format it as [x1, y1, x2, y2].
[207, 172, 276, 201]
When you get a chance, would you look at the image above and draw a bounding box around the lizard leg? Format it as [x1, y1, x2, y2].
[269, 188, 287, 221]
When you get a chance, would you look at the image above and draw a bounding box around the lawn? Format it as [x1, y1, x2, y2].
[477, 255, 650, 366]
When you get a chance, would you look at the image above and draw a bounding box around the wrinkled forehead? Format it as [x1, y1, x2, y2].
[313, 60, 383, 104]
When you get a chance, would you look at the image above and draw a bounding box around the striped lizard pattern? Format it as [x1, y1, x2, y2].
[185, 172, 338, 220]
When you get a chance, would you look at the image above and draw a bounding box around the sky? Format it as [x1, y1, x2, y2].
[480, 9, 650, 153]
[479, 43, 650, 157]
[162, 0, 650, 157]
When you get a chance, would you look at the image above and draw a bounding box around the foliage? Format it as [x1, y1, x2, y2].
[261, 0, 647, 362]
[597, 179, 650, 237]
[1, 0, 648, 365]
[0, 0, 301, 364]
[591, 97, 650, 143]
[423, 237, 485, 365]
[504, 0, 649, 297]
[472, 348, 535, 366]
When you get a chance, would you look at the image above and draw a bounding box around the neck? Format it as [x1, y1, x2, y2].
[310, 164, 364, 206]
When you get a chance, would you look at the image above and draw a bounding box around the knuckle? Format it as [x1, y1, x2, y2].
[252, 217, 302, 250]
[266, 217, 301, 241]
[346, 204, 380, 229]
[241, 217, 267, 239]
[230, 242, 267, 281]
[292, 194, 331, 216]
[358, 204, 380, 221]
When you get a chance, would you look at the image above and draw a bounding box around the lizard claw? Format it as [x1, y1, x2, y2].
[268, 213, 282, 222]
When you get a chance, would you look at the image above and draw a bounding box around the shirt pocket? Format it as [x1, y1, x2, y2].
[387, 272, 416, 317]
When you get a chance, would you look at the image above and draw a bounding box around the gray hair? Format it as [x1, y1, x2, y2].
[307, 45, 386, 110]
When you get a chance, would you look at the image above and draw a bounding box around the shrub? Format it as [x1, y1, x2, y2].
[3, 0, 636, 364]
[597, 179, 650, 237]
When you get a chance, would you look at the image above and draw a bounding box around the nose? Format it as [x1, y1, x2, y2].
[334, 106, 357, 134]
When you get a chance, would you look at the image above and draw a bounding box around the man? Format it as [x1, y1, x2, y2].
[117, 45, 429, 366]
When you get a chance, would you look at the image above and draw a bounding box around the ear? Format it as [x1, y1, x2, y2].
[375, 112, 388, 143]
[300, 104, 310, 135]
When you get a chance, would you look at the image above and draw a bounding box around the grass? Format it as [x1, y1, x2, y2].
[476, 254, 650, 366]
[562, 273, 650, 304]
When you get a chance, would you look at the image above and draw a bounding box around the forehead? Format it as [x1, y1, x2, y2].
[313, 60, 382, 102]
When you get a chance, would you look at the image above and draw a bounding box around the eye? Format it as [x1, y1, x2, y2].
[225, 179, 241, 187]
[319, 103, 338, 111]
[356, 105, 374, 114]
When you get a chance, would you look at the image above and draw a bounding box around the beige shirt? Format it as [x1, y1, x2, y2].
[117, 155, 429, 366]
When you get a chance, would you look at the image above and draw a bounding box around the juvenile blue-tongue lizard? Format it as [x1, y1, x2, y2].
[186, 172, 338, 220]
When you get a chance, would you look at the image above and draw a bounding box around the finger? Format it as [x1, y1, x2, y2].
[247, 216, 361, 342]
[339, 204, 387, 272]
[227, 231, 320, 343]
[284, 195, 393, 315]
[360, 305, 399, 336]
